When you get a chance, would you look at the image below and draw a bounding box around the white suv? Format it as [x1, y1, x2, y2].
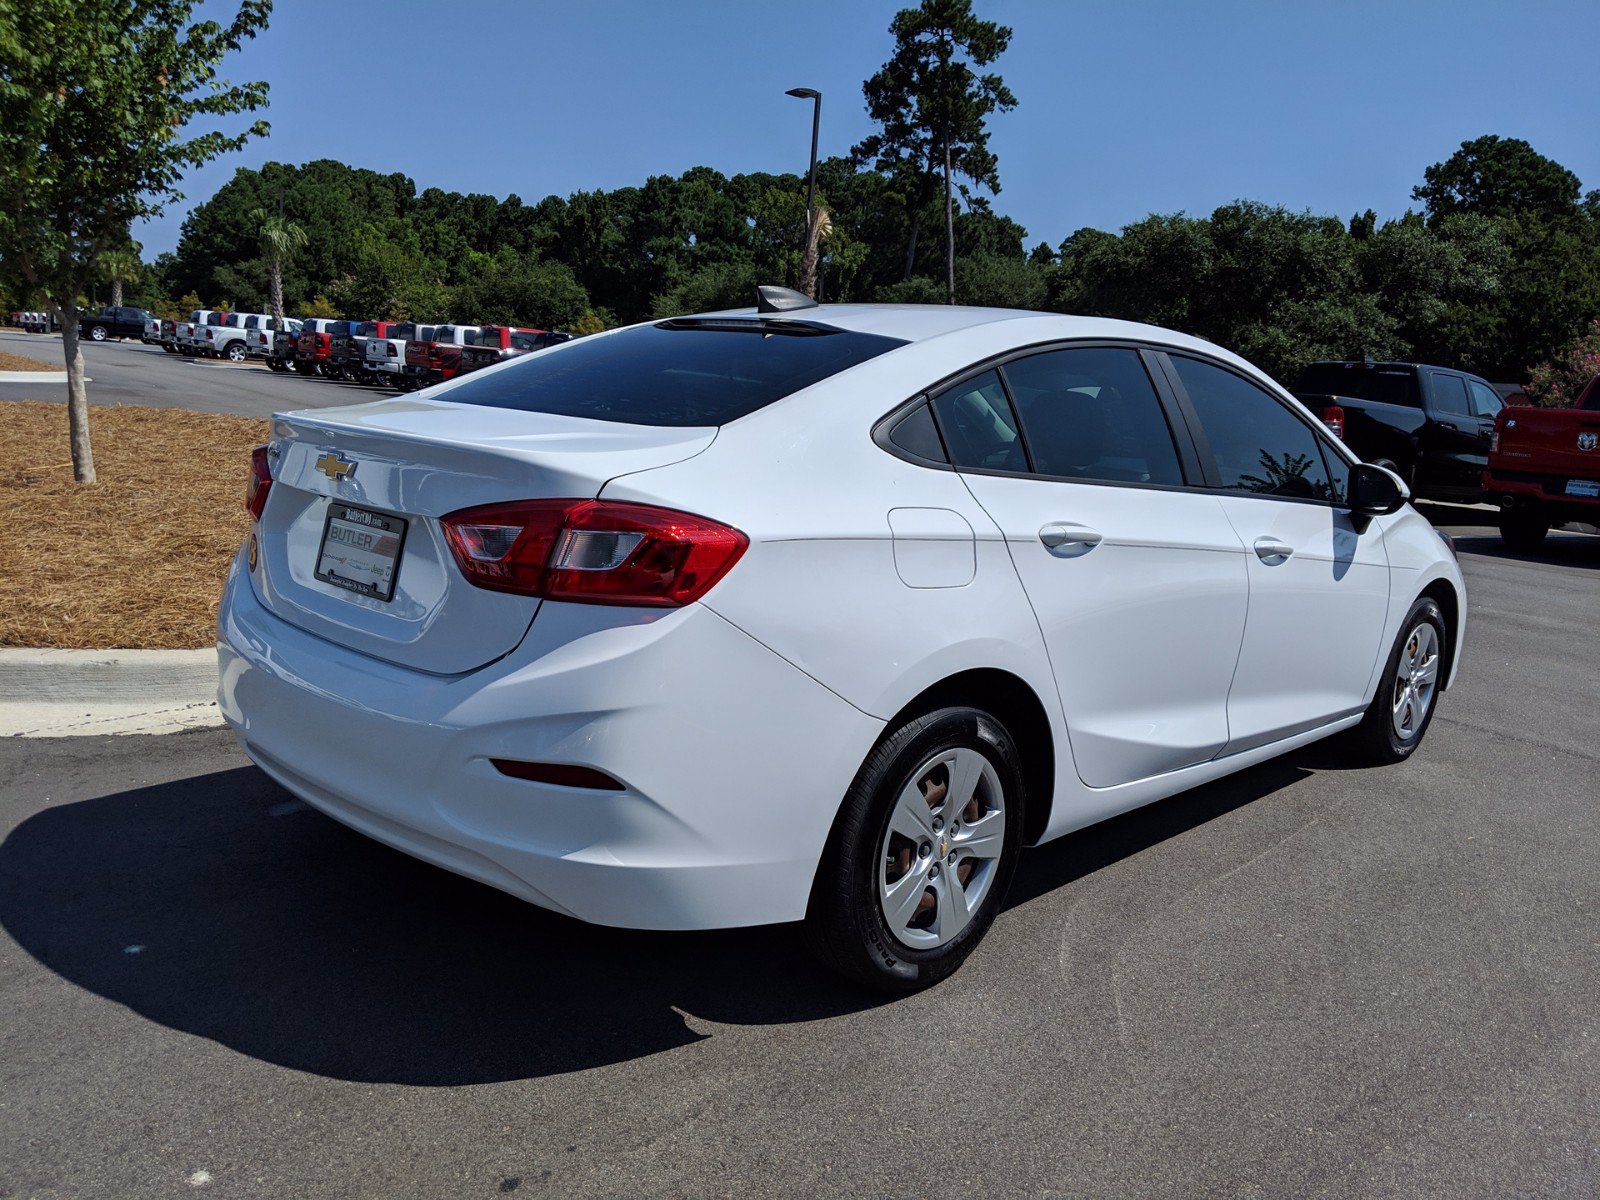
[219, 297, 1466, 991]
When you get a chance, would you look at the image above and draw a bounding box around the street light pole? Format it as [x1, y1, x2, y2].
[785, 87, 821, 241]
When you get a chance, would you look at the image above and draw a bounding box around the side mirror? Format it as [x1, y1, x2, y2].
[1349, 462, 1409, 519]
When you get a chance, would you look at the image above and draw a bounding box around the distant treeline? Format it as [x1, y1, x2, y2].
[128, 135, 1600, 388]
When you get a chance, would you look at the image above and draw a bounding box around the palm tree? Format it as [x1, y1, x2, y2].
[100, 242, 140, 308]
[249, 207, 308, 324]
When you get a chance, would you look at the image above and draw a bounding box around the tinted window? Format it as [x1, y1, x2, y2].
[1292, 364, 1420, 408]
[509, 331, 542, 351]
[442, 321, 908, 427]
[1430, 373, 1470, 415]
[1467, 379, 1502, 418]
[886, 403, 947, 464]
[931, 370, 1027, 472]
[1172, 356, 1336, 501]
[1003, 347, 1182, 486]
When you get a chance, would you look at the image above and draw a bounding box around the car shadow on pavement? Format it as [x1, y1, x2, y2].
[0, 750, 1324, 1086]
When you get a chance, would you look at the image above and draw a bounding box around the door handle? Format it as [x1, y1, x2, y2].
[1254, 537, 1294, 563]
[1039, 523, 1102, 556]
[1437, 421, 1459, 431]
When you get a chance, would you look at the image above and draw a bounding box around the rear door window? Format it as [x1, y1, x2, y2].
[1171, 355, 1337, 501]
[442, 320, 908, 427]
[1001, 347, 1183, 486]
[1430, 373, 1470, 416]
[931, 370, 1027, 472]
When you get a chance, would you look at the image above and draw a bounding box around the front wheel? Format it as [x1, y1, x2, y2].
[1345, 597, 1447, 765]
[89, 325, 107, 341]
[805, 706, 1026, 992]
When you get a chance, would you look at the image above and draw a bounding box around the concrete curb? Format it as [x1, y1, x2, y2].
[0, 648, 222, 737]
[0, 371, 75, 384]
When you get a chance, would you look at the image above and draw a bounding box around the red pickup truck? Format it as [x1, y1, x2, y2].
[1484, 377, 1600, 549]
[403, 324, 481, 390]
[454, 326, 570, 377]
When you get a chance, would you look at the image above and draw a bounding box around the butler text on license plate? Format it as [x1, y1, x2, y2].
[1565, 478, 1600, 498]
[315, 504, 407, 601]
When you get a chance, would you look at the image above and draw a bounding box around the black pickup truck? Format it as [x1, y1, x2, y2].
[78, 305, 154, 343]
[1290, 360, 1505, 502]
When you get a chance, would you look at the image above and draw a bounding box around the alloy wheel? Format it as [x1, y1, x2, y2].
[1391, 622, 1440, 741]
[877, 747, 1006, 950]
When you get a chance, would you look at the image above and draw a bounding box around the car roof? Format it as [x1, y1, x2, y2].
[696, 302, 1241, 361]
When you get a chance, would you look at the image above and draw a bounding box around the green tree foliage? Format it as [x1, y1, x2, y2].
[855, 0, 1016, 297]
[1413, 136, 1600, 380]
[0, 0, 270, 482]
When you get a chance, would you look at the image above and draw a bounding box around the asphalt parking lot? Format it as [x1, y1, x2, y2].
[0, 329, 375, 416]
[2, 508, 1595, 1197]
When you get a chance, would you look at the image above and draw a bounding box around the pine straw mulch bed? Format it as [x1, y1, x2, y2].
[0, 349, 59, 371]
[0, 401, 269, 648]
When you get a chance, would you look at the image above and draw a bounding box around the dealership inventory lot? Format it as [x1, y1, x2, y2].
[0, 329, 362, 416]
[0, 522, 1595, 1197]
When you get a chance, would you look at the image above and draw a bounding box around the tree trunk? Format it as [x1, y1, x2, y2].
[944, 144, 955, 305]
[902, 214, 923, 282]
[269, 256, 284, 325]
[797, 211, 821, 299]
[58, 300, 96, 484]
[110, 278, 123, 308]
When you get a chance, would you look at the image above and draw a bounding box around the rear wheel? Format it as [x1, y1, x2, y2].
[805, 706, 1026, 992]
[226, 341, 247, 362]
[1345, 597, 1446, 765]
[1498, 509, 1549, 552]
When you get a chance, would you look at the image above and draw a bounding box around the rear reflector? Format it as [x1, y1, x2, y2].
[441, 499, 748, 606]
[490, 759, 625, 791]
[246, 444, 272, 520]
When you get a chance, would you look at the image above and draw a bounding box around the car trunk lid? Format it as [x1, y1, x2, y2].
[251, 397, 717, 674]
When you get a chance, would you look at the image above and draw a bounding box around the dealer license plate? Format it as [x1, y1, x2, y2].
[1564, 479, 1600, 498]
[315, 503, 407, 601]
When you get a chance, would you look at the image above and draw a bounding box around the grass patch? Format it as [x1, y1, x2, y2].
[0, 401, 268, 648]
[0, 349, 59, 371]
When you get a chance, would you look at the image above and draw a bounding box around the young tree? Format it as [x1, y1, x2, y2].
[248, 207, 308, 324]
[854, 0, 1016, 302]
[0, 0, 270, 483]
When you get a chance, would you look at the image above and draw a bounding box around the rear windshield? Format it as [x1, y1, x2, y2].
[440, 320, 908, 427]
[1293, 364, 1419, 408]
[355, 322, 378, 337]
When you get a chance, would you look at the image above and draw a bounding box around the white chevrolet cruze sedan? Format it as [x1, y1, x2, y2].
[219, 293, 1466, 991]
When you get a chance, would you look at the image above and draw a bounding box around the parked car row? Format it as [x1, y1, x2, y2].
[11, 310, 60, 334]
[274, 316, 571, 390]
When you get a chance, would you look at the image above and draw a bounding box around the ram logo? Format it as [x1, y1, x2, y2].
[1579, 432, 1598, 452]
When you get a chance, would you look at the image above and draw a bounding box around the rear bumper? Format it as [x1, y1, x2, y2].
[1484, 469, 1600, 520]
[217, 550, 882, 930]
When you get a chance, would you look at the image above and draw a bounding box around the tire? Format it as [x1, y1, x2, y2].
[226, 341, 247, 362]
[162, 344, 176, 354]
[1344, 597, 1447, 765]
[1498, 509, 1549, 552]
[804, 706, 1027, 992]
[89, 325, 107, 341]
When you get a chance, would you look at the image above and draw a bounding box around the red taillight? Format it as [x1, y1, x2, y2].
[246, 444, 272, 520]
[1321, 405, 1345, 439]
[387, 343, 397, 357]
[440, 499, 748, 607]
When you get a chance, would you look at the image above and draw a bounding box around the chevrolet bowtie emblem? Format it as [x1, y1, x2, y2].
[316, 451, 357, 481]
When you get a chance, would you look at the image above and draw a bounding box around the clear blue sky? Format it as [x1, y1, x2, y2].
[140, 0, 1600, 257]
